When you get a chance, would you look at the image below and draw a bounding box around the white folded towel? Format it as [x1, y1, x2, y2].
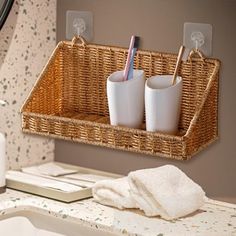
[128, 165, 205, 220]
[92, 177, 136, 209]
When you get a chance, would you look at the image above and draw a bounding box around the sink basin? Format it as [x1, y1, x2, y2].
[0, 209, 119, 236]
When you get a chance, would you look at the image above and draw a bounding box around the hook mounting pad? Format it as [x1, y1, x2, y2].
[183, 22, 212, 57]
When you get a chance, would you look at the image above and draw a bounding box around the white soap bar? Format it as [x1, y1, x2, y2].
[22, 162, 78, 177]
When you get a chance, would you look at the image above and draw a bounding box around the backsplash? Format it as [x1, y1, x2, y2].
[0, 0, 56, 169]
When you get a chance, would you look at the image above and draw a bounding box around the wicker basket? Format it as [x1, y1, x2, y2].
[21, 36, 220, 160]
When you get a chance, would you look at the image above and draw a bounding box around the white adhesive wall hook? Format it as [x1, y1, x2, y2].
[73, 17, 86, 36]
[191, 31, 205, 50]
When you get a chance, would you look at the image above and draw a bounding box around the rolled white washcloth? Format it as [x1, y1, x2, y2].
[92, 177, 136, 209]
[128, 165, 206, 220]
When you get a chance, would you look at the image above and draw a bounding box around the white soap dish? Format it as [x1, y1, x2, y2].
[6, 162, 121, 203]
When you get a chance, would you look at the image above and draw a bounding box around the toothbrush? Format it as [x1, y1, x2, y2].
[172, 45, 185, 85]
[123, 36, 135, 81]
[127, 36, 140, 80]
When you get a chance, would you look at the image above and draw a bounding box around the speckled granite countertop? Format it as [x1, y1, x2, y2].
[0, 189, 235, 236]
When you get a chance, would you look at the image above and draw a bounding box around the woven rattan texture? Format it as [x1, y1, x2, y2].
[21, 37, 220, 160]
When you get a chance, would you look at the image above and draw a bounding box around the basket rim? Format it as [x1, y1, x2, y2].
[61, 39, 221, 66]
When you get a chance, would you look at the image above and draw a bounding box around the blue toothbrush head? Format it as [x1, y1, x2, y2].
[134, 36, 140, 49]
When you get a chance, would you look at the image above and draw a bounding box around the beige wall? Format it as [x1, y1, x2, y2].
[56, 0, 236, 198]
[0, 0, 56, 169]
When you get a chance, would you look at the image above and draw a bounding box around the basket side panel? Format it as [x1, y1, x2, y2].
[23, 48, 64, 115]
[185, 70, 219, 156]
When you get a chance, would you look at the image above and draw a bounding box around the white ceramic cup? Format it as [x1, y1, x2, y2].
[145, 75, 182, 134]
[107, 70, 145, 129]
